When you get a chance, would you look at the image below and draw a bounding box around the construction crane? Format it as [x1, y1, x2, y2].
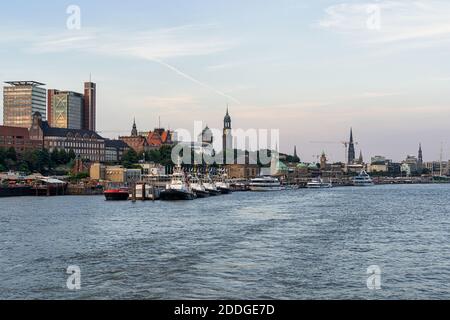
[309, 141, 359, 164]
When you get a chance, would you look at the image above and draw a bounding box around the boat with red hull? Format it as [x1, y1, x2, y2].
[104, 188, 130, 201]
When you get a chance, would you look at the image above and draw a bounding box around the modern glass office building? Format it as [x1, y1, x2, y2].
[51, 91, 83, 130]
[3, 81, 47, 128]
[83, 82, 96, 132]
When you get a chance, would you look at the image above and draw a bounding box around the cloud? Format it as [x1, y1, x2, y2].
[29, 25, 237, 59]
[317, 1, 450, 46]
[4, 24, 241, 103]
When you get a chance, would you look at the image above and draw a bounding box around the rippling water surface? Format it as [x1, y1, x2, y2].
[1, 184, 450, 299]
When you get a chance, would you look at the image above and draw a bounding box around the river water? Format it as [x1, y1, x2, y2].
[1, 184, 450, 299]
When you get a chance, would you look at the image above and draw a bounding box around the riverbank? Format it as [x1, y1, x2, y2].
[1, 178, 447, 198]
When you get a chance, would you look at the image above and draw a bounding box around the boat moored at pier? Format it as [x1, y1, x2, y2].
[215, 175, 232, 194]
[189, 175, 210, 198]
[160, 167, 195, 200]
[104, 188, 130, 201]
[307, 177, 332, 189]
[249, 176, 282, 191]
[352, 171, 374, 186]
[202, 175, 221, 196]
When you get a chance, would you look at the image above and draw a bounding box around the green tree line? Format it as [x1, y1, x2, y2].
[0, 147, 76, 174]
[121, 145, 175, 168]
[119, 145, 301, 169]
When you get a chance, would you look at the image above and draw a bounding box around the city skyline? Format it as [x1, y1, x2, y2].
[1, 1, 450, 162]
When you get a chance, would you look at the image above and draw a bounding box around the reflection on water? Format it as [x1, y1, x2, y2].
[1, 184, 450, 299]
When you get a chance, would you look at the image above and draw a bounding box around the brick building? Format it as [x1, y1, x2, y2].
[120, 119, 175, 154]
[29, 112, 105, 162]
[105, 139, 130, 163]
[0, 125, 42, 153]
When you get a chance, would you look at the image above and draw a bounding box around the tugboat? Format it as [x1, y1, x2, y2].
[189, 175, 210, 198]
[215, 174, 232, 194]
[160, 166, 195, 200]
[202, 175, 221, 196]
[104, 188, 130, 201]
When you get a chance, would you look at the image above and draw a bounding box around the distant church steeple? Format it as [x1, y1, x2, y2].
[224, 106, 231, 129]
[223, 106, 233, 163]
[418, 143, 423, 163]
[131, 118, 138, 136]
[418, 143, 423, 172]
[320, 151, 327, 170]
[348, 128, 356, 164]
[293, 146, 300, 162]
[358, 150, 363, 164]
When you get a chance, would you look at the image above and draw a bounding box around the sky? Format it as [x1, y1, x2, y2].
[1, 0, 450, 162]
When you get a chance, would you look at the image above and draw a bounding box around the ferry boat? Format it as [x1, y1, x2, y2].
[202, 175, 221, 196]
[249, 176, 282, 191]
[160, 167, 195, 200]
[104, 188, 130, 201]
[307, 177, 332, 189]
[189, 175, 210, 198]
[352, 170, 374, 187]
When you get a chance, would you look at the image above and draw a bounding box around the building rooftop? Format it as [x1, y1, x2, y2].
[5, 81, 46, 87]
[105, 139, 129, 149]
[53, 91, 84, 97]
[39, 120, 104, 139]
[0, 125, 31, 135]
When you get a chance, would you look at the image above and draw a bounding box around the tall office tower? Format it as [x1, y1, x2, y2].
[47, 89, 58, 125]
[83, 81, 96, 131]
[347, 128, 356, 164]
[3, 81, 46, 128]
[50, 91, 84, 129]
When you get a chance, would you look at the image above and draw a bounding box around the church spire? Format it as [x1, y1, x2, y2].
[223, 106, 233, 163]
[131, 118, 138, 136]
[418, 143, 423, 173]
[347, 127, 356, 164]
[224, 105, 231, 129]
[418, 143, 423, 162]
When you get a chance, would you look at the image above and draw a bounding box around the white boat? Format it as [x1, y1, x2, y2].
[215, 174, 232, 194]
[307, 177, 332, 189]
[160, 167, 195, 200]
[202, 175, 221, 196]
[352, 170, 374, 186]
[189, 175, 210, 198]
[249, 176, 282, 191]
